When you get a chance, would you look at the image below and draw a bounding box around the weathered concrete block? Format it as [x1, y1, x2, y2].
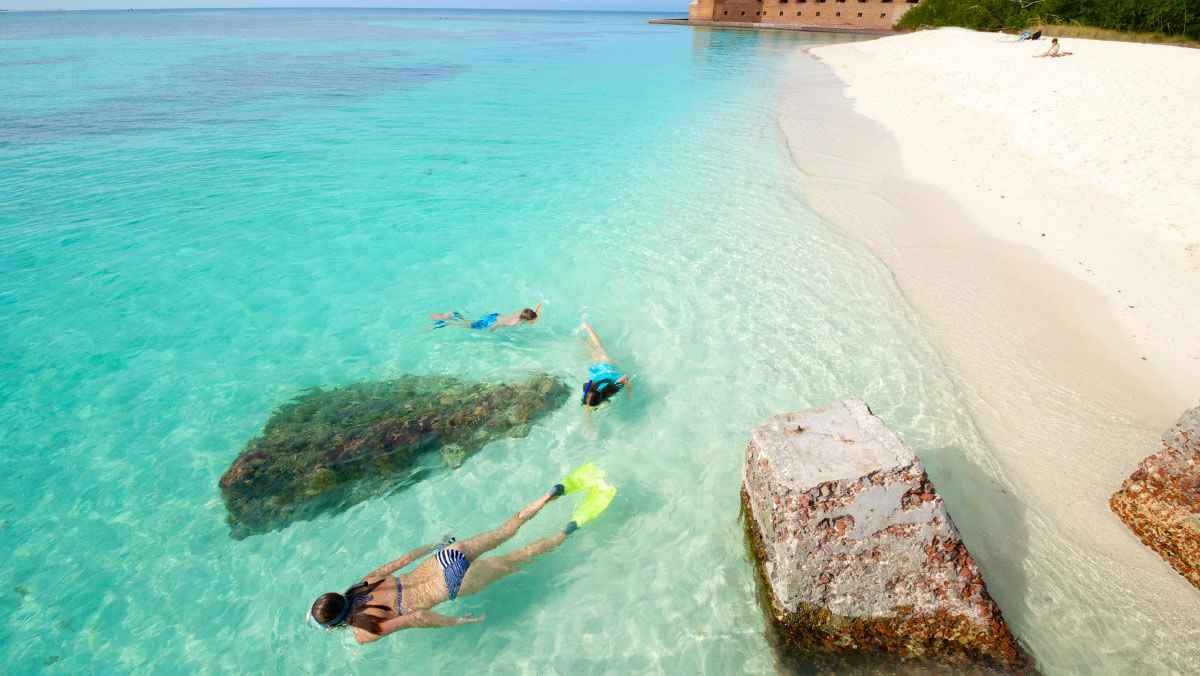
[1111, 404, 1200, 589]
[742, 399, 1032, 670]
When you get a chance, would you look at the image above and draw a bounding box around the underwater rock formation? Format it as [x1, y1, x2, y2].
[742, 399, 1033, 672]
[1111, 404, 1200, 590]
[219, 373, 569, 539]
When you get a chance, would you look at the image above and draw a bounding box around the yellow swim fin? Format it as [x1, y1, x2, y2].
[565, 480, 616, 534]
[559, 462, 605, 495]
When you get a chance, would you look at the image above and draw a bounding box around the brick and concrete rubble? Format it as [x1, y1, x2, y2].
[1110, 404, 1200, 590]
[742, 399, 1033, 670]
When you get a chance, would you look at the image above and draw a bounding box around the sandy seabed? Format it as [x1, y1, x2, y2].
[783, 27, 1199, 673]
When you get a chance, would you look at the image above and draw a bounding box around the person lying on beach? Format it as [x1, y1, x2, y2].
[307, 488, 573, 643]
[1033, 38, 1071, 58]
[579, 322, 630, 409]
[1029, 26, 1043, 41]
[427, 308, 538, 332]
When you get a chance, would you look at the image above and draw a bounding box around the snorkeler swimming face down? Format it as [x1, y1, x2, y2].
[519, 308, 537, 322]
[304, 484, 607, 644]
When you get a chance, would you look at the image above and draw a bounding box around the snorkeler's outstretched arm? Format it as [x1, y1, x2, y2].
[370, 611, 484, 638]
[356, 612, 477, 643]
[368, 543, 437, 578]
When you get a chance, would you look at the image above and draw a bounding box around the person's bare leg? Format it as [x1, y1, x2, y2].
[580, 333, 603, 361]
[448, 491, 558, 560]
[425, 312, 473, 332]
[453, 530, 569, 598]
[580, 323, 613, 363]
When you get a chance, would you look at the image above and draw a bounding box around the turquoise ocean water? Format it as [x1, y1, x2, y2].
[0, 9, 1061, 674]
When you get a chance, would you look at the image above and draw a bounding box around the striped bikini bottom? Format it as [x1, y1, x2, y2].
[435, 540, 471, 601]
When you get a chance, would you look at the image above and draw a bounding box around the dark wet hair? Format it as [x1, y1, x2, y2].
[520, 308, 537, 321]
[310, 579, 391, 635]
[581, 378, 621, 407]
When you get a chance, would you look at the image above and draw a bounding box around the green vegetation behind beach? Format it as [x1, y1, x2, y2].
[900, 0, 1200, 43]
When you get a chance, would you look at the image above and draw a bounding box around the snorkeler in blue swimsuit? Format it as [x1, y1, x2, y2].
[426, 307, 539, 332]
[306, 488, 575, 645]
[579, 323, 630, 408]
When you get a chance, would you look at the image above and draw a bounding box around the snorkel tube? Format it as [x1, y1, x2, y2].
[529, 301, 542, 324]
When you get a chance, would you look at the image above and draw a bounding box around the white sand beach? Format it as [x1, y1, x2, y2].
[784, 27, 1200, 671]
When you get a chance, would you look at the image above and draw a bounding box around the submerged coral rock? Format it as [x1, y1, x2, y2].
[1111, 404, 1200, 590]
[742, 399, 1033, 672]
[219, 373, 569, 538]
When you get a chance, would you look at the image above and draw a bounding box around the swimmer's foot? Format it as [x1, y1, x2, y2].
[549, 483, 565, 499]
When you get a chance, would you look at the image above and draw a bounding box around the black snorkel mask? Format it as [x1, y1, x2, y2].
[581, 378, 620, 405]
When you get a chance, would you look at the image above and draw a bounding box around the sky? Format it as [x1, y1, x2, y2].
[1, 0, 685, 11]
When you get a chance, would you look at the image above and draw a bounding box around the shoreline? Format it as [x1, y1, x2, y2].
[781, 30, 1199, 670]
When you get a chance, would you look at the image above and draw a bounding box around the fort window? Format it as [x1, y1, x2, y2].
[740, 10, 745, 15]
[797, 11, 802, 15]
[816, 10, 821, 14]
[857, 12, 862, 16]
[835, 11, 841, 15]
[780, 11, 784, 15]
[723, 10, 728, 14]
[880, 12, 886, 17]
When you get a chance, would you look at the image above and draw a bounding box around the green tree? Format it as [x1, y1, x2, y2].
[899, 0, 1197, 40]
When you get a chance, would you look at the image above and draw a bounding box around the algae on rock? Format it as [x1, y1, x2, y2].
[1111, 404, 1200, 590]
[219, 373, 569, 538]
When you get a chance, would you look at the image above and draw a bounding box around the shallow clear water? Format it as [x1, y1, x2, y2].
[1, 9, 1041, 673]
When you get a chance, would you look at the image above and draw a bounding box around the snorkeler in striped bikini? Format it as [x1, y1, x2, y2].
[307, 488, 568, 644]
[306, 467, 615, 644]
